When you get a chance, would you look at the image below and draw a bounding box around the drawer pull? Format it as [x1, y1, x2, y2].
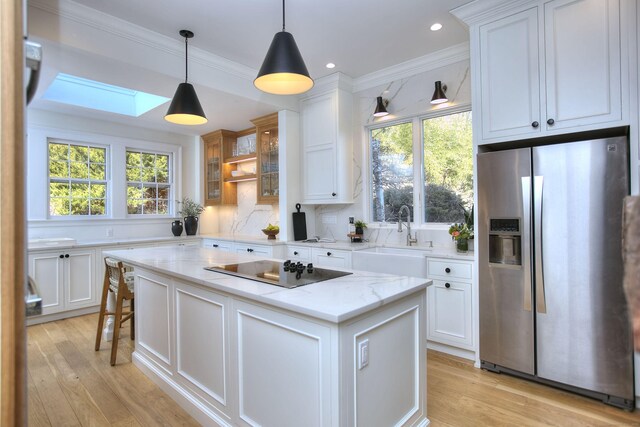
[294, 251, 298, 255]
[59, 254, 64, 259]
[327, 252, 332, 256]
[445, 267, 451, 273]
[247, 248, 254, 253]
[213, 244, 219, 248]
[445, 282, 451, 289]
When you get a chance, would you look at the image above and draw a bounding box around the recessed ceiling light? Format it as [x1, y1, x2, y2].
[430, 23, 443, 31]
[326, 63, 336, 69]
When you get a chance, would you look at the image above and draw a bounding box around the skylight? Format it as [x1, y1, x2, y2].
[43, 73, 170, 117]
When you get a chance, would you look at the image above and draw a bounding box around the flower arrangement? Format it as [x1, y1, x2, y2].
[448, 223, 473, 241]
[177, 197, 204, 217]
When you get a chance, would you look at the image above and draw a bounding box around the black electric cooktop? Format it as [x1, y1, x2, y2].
[204, 260, 352, 288]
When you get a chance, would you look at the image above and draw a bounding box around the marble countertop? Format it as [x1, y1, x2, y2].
[104, 245, 430, 324]
[29, 233, 475, 261]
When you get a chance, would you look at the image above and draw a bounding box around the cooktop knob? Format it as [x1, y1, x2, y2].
[296, 263, 305, 273]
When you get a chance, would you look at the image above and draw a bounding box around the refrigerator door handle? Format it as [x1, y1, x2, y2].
[534, 176, 547, 313]
[521, 177, 532, 312]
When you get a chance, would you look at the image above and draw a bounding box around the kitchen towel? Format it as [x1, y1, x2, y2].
[623, 195, 640, 351]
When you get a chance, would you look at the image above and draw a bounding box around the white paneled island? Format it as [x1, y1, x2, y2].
[104, 245, 430, 427]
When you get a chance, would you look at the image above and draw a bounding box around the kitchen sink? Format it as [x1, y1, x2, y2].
[352, 246, 429, 277]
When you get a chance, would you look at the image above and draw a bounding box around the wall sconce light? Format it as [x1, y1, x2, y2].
[430, 81, 448, 104]
[374, 96, 389, 117]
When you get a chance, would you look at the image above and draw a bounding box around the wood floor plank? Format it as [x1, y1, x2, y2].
[26, 370, 51, 427]
[26, 326, 81, 427]
[63, 313, 199, 426]
[28, 314, 640, 427]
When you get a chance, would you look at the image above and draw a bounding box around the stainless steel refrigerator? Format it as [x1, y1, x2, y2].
[477, 135, 635, 409]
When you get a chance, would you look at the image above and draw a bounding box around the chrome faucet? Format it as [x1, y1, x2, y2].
[397, 205, 418, 246]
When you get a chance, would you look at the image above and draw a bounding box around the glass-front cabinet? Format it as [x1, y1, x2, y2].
[251, 112, 279, 204]
[202, 130, 237, 206]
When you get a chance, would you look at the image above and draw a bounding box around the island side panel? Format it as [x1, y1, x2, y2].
[339, 290, 427, 427]
[232, 300, 334, 427]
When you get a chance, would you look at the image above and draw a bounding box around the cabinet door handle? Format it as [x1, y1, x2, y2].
[213, 244, 219, 248]
[64, 254, 69, 258]
[327, 252, 332, 256]
[547, 118, 555, 125]
[294, 251, 298, 255]
[331, 192, 336, 197]
[445, 267, 451, 273]
[59, 254, 64, 259]
[445, 282, 451, 289]
[247, 248, 254, 253]
[531, 121, 539, 128]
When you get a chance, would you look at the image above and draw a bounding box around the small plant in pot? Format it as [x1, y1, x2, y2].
[177, 197, 204, 236]
[354, 220, 367, 235]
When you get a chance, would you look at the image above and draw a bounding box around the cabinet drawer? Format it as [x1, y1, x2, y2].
[202, 239, 233, 252]
[286, 246, 311, 262]
[234, 244, 272, 257]
[427, 258, 472, 281]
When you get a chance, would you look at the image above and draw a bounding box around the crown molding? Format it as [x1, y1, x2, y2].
[300, 72, 354, 99]
[29, 0, 257, 81]
[352, 42, 470, 93]
[451, 0, 539, 26]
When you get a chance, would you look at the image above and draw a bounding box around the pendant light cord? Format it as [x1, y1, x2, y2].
[282, 0, 285, 31]
[184, 35, 189, 83]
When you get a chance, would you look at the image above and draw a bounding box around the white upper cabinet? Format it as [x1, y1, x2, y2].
[301, 89, 353, 204]
[472, 0, 624, 144]
[479, 8, 541, 140]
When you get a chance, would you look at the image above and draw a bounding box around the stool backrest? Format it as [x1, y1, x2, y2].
[104, 257, 127, 294]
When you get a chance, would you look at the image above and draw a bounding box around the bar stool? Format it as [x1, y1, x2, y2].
[95, 257, 135, 366]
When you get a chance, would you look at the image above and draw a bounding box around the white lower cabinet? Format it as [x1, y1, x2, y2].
[426, 257, 474, 355]
[28, 248, 96, 315]
[311, 247, 352, 269]
[285, 245, 312, 263]
[202, 238, 234, 252]
[234, 243, 273, 257]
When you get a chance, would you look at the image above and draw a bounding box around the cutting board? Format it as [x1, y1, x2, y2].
[292, 203, 307, 241]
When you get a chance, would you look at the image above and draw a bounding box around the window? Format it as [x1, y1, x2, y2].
[48, 141, 107, 216]
[126, 150, 172, 215]
[370, 122, 414, 222]
[369, 109, 473, 225]
[423, 111, 473, 223]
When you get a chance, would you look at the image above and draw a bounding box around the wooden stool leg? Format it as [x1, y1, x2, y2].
[110, 291, 124, 366]
[95, 273, 110, 351]
[130, 297, 135, 340]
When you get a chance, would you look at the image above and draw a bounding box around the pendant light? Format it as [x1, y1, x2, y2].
[254, 0, 313, 95]
[430, 81, 448, 105]
[165, 30, 207, 125]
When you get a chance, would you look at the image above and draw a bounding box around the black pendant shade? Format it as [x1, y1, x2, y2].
[165, 29, 207, 125]
[165, 82, 207, 125]
[373, 96, 389, 117]
[254, 0, 313, 95]
[430, 80, 448, 105]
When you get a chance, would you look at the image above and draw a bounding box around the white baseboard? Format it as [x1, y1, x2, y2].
[426, 341, 476, 361]
[132, 352, 232, 427]
[27, 305, 100, 326]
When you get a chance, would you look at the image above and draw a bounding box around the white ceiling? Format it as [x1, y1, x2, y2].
[27, 0, 472, 135]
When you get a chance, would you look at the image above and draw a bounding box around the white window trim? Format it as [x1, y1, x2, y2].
[27, 125, 183, 221]
[47, 139, 110, 218]
[125, 148, 174, 217]
[363, 103, 472, 229]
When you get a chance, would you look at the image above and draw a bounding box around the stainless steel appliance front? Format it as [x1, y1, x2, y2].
[478, 136, 634, 408]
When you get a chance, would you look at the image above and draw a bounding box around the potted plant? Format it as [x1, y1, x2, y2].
[177, 197, 204, 235]
[354, 220, 367, 235]
[449, 223, 473, 253]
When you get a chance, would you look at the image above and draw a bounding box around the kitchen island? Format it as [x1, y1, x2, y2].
[104, 245, 430, 427]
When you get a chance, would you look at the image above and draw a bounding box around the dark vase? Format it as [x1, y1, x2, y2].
[171, 220, 183, 236]
[184, 216, 199, 235]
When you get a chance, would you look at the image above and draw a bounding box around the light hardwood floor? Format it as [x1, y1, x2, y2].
[27, 314, 640, 426]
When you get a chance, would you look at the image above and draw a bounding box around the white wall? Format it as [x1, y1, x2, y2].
[26, 109, 201, 241]
[308, 58, 472, 247]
